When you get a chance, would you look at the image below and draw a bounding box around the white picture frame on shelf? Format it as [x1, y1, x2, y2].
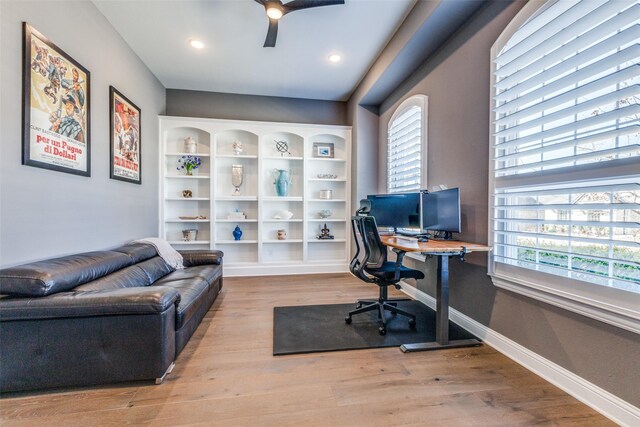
[313, 142, 334, 158]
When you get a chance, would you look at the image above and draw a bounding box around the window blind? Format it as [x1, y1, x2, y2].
[491, 0, 640, 293]
[388, 105, 422, 193]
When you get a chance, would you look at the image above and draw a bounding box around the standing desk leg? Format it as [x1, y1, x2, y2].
[400, 254, 482, 353]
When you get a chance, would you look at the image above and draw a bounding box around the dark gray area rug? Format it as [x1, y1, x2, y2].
[273, 300, 476, 355]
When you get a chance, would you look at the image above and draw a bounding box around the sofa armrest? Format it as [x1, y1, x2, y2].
[179, 250, 224, 267]
[0, 286, 180, 322]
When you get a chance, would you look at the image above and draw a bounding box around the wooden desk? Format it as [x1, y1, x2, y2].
[380, 236, 491, 352]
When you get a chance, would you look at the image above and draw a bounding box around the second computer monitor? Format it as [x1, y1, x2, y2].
[366, 193, 421, 230]
[421, 188, 461, 235]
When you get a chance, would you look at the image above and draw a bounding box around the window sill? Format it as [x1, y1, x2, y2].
[489, 271, 640, 335]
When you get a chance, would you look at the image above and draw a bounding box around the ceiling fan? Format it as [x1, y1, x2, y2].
[254, 0, 346, 47]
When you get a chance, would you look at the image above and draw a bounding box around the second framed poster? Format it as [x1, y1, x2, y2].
[109, 86, 141, 184]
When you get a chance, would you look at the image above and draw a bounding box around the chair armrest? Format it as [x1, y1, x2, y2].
[392, 249, 406, 282]
[179, 250, 224, 267]
[0, 286, 180, 321]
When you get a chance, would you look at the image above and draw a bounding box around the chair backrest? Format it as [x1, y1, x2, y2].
[350, 215, 388, 281]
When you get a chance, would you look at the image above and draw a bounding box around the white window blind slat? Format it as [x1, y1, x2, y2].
[388, 103, 423, 193]
[495, 50, 638, 107]
[496, 125, 640, 162]
[494, 0, 608, 69]
[496, 20, 640, 92]
[494, 64, 639, 125]
[496, 104, 640, 150]
[495, 84, 640, 139]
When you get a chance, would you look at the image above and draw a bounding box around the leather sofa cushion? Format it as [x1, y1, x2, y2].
[73, 265, 152, 292]
[137, 257, 174, 283]
[0, 286, 180, 321]
[153, 265, 222, 328]
[0, 251, 133, 297]
[179, 250, 223, 267]
[112, 243, 158, 263]
[154, 265, 222, 290]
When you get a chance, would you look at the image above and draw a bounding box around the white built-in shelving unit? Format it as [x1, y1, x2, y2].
[159, 116, 352, 277]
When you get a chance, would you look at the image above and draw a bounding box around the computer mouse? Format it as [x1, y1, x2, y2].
[418, 237, 429, 242]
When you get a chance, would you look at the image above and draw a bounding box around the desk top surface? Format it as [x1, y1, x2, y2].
[380, 236, 491, 254]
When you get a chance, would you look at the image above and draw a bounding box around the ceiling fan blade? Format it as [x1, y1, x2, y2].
[283, 0, 345, 13]
[264, 19, 279, 47]
[253, 0, 266, 5]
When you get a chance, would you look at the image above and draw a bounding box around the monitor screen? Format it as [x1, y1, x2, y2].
[366, 193, 421, 230]
[421, 188, 461, 233]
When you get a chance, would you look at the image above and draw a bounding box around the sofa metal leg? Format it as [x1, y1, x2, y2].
[155, 362, 175, 385]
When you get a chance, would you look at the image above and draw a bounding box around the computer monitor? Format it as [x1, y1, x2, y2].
[366, 193, 421, 231]
[421, 188, 461, 239]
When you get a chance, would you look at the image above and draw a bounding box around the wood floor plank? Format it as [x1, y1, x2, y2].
[0, 273, 613, 426]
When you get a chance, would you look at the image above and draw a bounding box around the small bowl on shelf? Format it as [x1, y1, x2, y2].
[317, 173, 338, 179]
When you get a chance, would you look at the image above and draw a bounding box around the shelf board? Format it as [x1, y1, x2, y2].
[308, 239, 347, 243]
[165, 197, 210, 201]
[262, 219, 303, 223]
[165, 152, 210, 157]
[215, 219, 257, 223]
[216, 154, 258, 159]
[216, 240, 258, 244]
[263, 239, 303, 244]
[308, 199, 346, 202]
[215, 196, 258, 201]
[263, 156, 303, 161]
[166, 219, 210, 223]
[168, 240, 210, 245]
[308, 178, 346, 182]
[262, 196, 303, 202]
[308, 219, 347, 222]
[166, 175, 210, 179]
[308, 158, 346, 162]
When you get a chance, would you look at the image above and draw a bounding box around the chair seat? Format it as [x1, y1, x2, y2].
[366, 262, 425, 280]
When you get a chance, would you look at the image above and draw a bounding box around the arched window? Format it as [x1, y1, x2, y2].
[489, 0, 640, 333]
[387, 95, 427, 193]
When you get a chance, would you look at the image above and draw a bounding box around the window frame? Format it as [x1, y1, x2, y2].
[387, 95, 428, 193]
[488, 0, 640, 334]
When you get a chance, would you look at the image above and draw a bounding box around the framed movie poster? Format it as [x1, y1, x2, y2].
[109, 86, 141, 184]
[22, 23, 90, 176]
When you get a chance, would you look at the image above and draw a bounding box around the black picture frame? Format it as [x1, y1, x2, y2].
[22, 22, 91, 176]
[109, 86, 142, 184]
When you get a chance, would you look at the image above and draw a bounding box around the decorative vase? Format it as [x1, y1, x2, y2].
[232, 225, 243, 241]
[273, 169, 291, 197]
[277, 229, 287, 240]
[182, 229, 197, 241]
[184, 137, 197, 154]
[232, 165, 244, 196]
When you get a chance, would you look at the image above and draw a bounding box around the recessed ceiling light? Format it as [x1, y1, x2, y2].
[328, 54, 342, 63]
[189, 39, 204, 49]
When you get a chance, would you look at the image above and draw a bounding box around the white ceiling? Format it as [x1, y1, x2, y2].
[93, 0, 416, 101]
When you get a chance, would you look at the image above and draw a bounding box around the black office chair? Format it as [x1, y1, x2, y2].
[346, 214, 424, 335]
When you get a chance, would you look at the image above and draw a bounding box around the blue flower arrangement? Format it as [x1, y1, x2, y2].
[177, 155, 202, 175]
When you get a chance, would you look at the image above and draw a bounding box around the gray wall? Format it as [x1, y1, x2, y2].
[166, 89, 347, 126]
[0, 1, 166, 267]
[377, 1, 639, 405]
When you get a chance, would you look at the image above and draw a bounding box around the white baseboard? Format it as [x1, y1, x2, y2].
[399, 281, 640, 427]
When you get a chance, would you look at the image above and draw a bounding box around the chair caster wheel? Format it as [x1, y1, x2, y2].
[378, 326, 386, 335]
[409, 319, 416, 329]
[345, 317, 352, 324]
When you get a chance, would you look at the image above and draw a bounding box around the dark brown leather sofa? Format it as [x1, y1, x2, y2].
[0, 243, 223, 392]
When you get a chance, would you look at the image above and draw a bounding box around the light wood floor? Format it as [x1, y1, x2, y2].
[0, 273, 612, 426]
